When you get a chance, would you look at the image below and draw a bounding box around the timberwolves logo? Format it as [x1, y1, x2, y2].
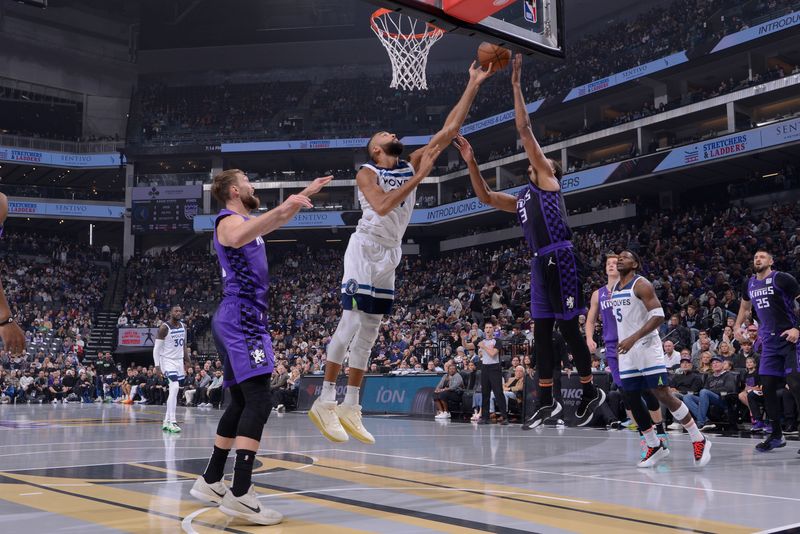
[344, 279, 359, 296]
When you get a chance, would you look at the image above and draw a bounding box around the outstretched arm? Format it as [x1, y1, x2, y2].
[358, 144, 442, 216]
[452, 135, 516, 213]
[511, 54, 558, 192]
[217, 175, 332, 248]
[409, 62, 494, 170]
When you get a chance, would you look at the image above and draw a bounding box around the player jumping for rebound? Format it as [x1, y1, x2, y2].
[154, 305, 191, 433]
[190, 169, 331, 525]
[735, 249, 800, 453]
[309, 62, 494, 444]
[454, 53, 605, 430]
[586, 254, 669, 455]
[611, 250, 710, 468]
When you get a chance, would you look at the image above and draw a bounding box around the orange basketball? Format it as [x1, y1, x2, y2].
[477, 42, 512, 72]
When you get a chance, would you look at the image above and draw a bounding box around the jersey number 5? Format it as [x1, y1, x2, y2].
[615, 308, 623, 323]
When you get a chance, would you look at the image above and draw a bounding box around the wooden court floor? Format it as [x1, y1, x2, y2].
[0, 404, 797, 533]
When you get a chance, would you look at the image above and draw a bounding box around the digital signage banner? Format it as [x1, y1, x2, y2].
[712, 11, 800, 53]
[0, 147, 122, 168]
[7, 199, 124, 220]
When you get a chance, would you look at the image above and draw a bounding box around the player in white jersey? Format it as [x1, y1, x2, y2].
[154, 305, 190, 433]
[612, 251, 711, 468]
[309, 62, 495, 444]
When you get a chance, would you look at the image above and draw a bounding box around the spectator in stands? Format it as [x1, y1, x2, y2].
[663, 340, 681, 370]
[207, 370, 224, 408]
[433, 362, 464, 420]
[661, 314, 692, 351]
[682, 356, 739, 430]
[666, 357, 704, 429]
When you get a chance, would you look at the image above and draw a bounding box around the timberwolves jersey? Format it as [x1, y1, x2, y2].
[611, 275, 661, 347]
[516, 182, 572, 254]
[744, 271, 800, 352]
[598, 285, 619, 353]
[213, 209, 270, 309]
[356, 160, 416, 248]
[161, 321, 186, 362]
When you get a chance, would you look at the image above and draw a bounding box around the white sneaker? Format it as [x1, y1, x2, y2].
[62, 398, 69, 404]
[276, 404, 285, 414]
[189, 476, 228, 505]
[667, 422, 683, 431]
[219, 485, 283, 526]
[336, 403, 375, 444]
[638, 444, 670, 468]
[442, 412, 451, 419]
[52, 399, 58, 404]
[308, 399, 348, 443]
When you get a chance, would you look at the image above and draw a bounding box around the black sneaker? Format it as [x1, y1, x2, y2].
[576, 387, 606, 427]
[607, 420, 623, 430]
[522, 400, 562, 430]
[783, 423, 799, 435]
[755, 435, 787, 452]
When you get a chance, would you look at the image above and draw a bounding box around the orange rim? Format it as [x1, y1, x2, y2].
[370, 8, 444, 40]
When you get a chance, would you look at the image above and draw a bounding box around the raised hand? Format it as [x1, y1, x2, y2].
[468, 60, 494, 86]
[452, 134, 474, 161]
[416, 144, 443, 178]
[302, 175, 333, 196]
[512, 53, 522, 86]
[284, 194, 313, 210]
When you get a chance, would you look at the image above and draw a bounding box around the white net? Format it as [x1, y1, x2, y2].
[370, 9, 445, 91]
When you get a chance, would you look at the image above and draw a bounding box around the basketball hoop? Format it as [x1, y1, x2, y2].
[370, 8, 445, 91]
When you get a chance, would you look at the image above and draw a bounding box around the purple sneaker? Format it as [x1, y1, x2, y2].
[751, 421, 766, 433]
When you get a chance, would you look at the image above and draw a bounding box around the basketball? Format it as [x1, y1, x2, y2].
[477, 42, 511, 72]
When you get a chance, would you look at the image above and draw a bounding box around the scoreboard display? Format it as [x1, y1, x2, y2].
[131, 185, 202, 234]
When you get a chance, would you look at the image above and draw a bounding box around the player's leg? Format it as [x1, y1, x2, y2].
[192, 313, 239, 505]
[218, 373, 282, 526]
[621, 380, 666, 468]
[552, 249, 605, 425]
[756, 350, 788, 451]
[641, 389, 668, 446]
[311, 236, 368, 442]
[650, 385, 710, 466]
[164, 373, 183, 432]
[521, 317, 561, 430]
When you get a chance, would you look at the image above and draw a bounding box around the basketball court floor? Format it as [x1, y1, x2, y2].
[0, 404, 797, 533]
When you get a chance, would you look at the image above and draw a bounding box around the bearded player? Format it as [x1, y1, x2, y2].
[309, 61, 494, 444]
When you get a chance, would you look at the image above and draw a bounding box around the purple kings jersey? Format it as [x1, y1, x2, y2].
[516, 183, 572, 254]
[743, 271, 800, 351]
[213, 209, 270, 309]
[598, 285, 618, 352]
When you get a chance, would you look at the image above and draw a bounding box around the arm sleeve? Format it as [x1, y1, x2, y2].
[741, 279, 751, 301]
[775, 272, 800, 300]
[153, 339, 164, 369]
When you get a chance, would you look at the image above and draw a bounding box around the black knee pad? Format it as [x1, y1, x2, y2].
[216, 385, 244, 439]
[641, 389, 660, 412]
[236, 374, 273, 441]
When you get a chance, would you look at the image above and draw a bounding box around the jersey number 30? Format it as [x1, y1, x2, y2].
[174, 339, 184, 347]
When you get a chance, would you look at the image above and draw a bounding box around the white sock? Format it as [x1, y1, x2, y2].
[129, 385, 137, 400]
[320, 381, 337, 403]
[684, 420, 704, 442]
[642, 427, 660, 447]
[343, 385, 360, 406]
[166, 381, 179, 423]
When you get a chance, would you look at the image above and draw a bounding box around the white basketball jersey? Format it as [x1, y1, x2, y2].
[162, 321, 186, 362]
[610, 275, 661, 346]
[356, 160, 416, 248]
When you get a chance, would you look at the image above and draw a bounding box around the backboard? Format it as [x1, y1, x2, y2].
[363, 0, 564, 58]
